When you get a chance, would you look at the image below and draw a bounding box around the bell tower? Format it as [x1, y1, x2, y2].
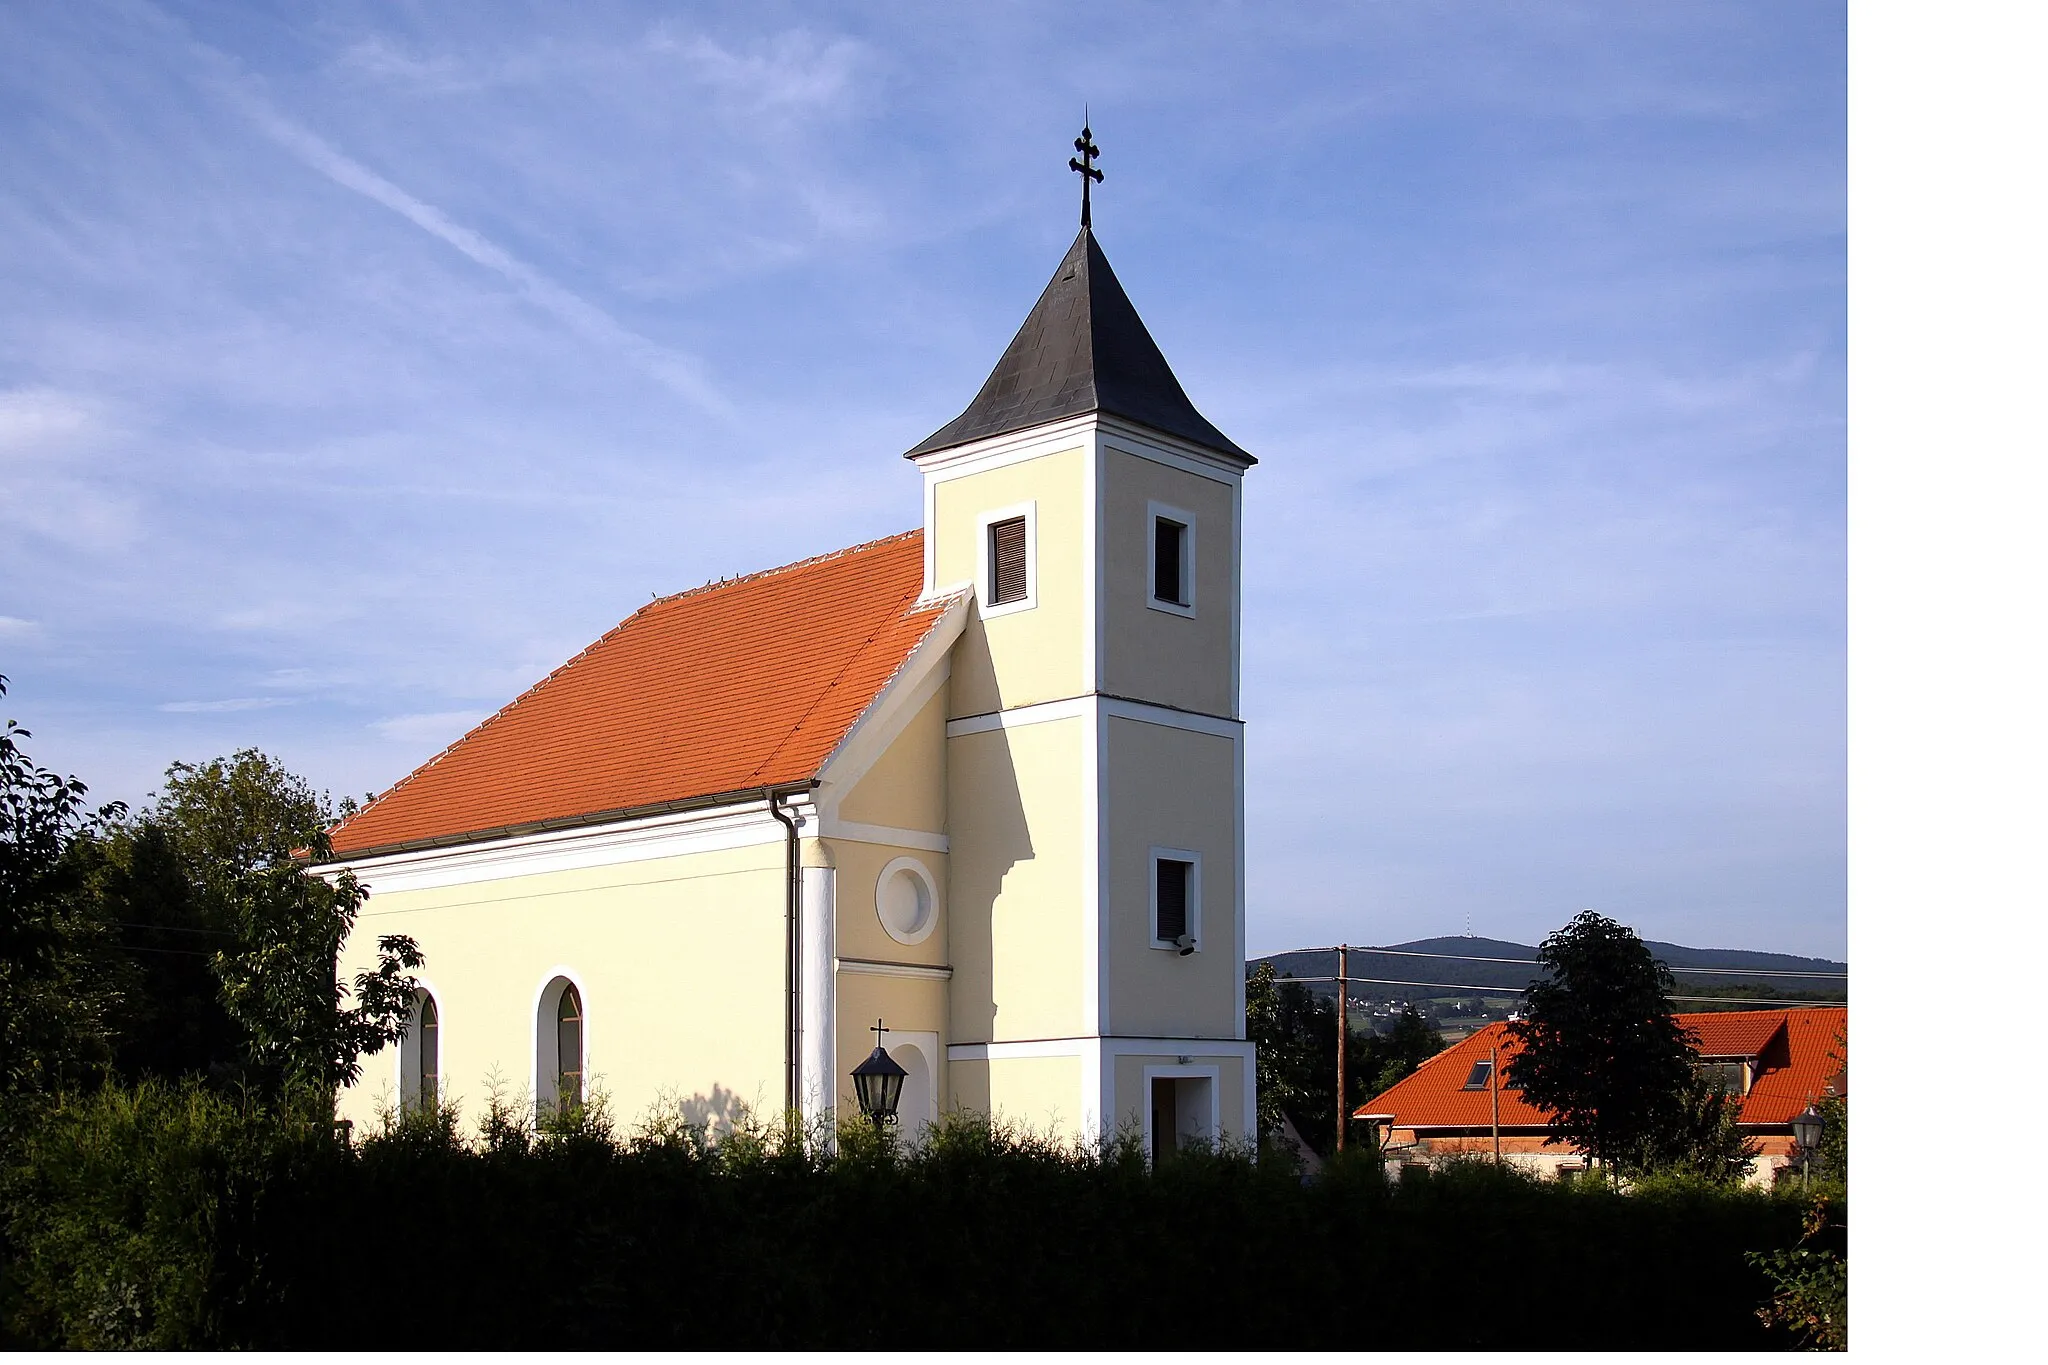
[911, 132, 1257, 1151]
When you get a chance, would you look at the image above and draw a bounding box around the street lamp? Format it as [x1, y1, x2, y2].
[851, 1018, 908, 1129]
[1790, 1103, 1826, 1187]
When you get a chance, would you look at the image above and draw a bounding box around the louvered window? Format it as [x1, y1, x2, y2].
[989, 516, 1028, 605]
[1155, 858, 1191, 942]
[1153, 516, 1187, 605]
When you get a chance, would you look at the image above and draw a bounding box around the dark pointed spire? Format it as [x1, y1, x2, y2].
[904, 227, 1254, 462]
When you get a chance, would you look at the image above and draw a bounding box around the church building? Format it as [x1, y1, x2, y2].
[322, 178, 1259, 1155]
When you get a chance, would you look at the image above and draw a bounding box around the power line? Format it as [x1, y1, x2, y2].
[1672, 997, 1844, 1008]
[1270, 945, 1847, 979]
[1266, 974, 1844, 1009]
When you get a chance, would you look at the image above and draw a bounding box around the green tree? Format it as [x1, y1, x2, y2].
[1245, 963, 1440, 1157]
[87, 819, 241, 1084]
[0, 677, 125, 1102]
[1503, 910, 1698, 1178]
[142, 752, 421, 1096]
[1629, 1067, 1760, 1183]
[1244, 963, 1317, 1146]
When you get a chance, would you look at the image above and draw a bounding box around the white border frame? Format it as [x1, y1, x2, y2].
[885, 1030, 942, 1137]
[976, 499, 1038, 619]
[1146, 498, 1197, 617]
[1148, 845, 1203, 951]
[531, 967, 590, 1117]
[875, 854, 940, 946]
[1140, 1062, 1223, 1162]
[396, 980, 444, 1114]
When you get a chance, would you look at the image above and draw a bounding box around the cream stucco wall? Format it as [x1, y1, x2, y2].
[833, 970, 947, 1120]
[1110, 1052, 1250, 1145]
[1099, 445, 1239, 718]
[836, 686, 949, 834]
[946, 717, 1086, 1045]
[950, 1054, 1087, 1139]
[827, 837, 949, 969]
[1103, 716, 1241, 1040]
[335, 840, 790, 1135]
[931, 446, 1088, 718]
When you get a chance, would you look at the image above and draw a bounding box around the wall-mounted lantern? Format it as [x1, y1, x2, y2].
[851, 1018, 908, 1128]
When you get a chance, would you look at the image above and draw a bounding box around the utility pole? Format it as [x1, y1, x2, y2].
[1490, 1037, 1501, 1165]
[1335, 944, 1350, 1152]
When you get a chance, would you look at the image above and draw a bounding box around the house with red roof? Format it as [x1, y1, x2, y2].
[1353, 1007, 1847, 1184]
[318, 161, 1257, 1160]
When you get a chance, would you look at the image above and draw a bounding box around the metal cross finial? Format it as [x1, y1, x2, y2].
[1069, 118, 1103, 229]
[870, 1018, 888, 1047]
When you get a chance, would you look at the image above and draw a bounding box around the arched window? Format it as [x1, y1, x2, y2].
[555, 983, 584, 1113]
[418, 993, 440, 1108]
[401, 988, 441, 1114]
[535, 975, 588, 1117]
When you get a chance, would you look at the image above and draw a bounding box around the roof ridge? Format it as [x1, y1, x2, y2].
[650, 529, 922, 608]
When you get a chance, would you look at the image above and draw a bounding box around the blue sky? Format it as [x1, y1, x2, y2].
[0, 1, 1845, 959]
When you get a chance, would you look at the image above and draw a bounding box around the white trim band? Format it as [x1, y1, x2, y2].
[837, 957, 954, 982]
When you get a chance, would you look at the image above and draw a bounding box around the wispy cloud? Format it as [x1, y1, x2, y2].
[647, 28, 869, 116]
[370, 711, 487, 745]
[0, 616, 42, 640]
[0, 387, 102, 460]
[195, 62, 733, 419]
[160, 697, 296, 714]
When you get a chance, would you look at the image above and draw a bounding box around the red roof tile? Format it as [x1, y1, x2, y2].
[1357, 1008, 1847, 1131]
[327, 531, 951, 858]
[1686, 1012, 1786, 1060]
[1739, 1008, 1848, 1125]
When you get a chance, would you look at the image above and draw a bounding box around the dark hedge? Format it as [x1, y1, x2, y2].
[2, 1084, 1824, 1350]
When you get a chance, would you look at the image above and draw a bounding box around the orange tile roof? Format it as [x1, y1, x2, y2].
[327, 530, 952, 858]
[1738, 1007, 1848, 1125]
[1356, 1008, 1848, 1132]
[1686, 1012, 1787, 1059]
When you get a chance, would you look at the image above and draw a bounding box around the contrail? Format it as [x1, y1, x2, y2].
[182, 33, 733, 420]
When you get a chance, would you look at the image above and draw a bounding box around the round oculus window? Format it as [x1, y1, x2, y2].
[876, 858, 938, 945]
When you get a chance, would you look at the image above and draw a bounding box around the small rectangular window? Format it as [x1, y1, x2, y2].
[1701, 1060, 1749, 1095]
[1146, 501, 1196, 616]
[1462, 1059, 1494, 1090]
[989, 516, 1028, 605]
[1156, 858, 1190, 942]
[1153, 516, 1186, 605]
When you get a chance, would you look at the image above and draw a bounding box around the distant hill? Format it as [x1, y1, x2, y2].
[1252, 936, 1847, 1003]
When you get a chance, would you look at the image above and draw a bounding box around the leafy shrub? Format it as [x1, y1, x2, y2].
[5, 1094, 1818, 1350]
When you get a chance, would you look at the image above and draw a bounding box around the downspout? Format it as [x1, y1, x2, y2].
[767, 787, 807, 1125]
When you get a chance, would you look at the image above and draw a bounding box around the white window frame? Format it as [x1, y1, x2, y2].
[398, 984, 443, 1114]
[875, 855, 941, 946]
[1148, 846, 1202, 951]
[1146, 499, 1196, 618]
[532, 969, 590, 1118]
[1140, 1063, 1222, 1164]
[976, 500, 1038, 620]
